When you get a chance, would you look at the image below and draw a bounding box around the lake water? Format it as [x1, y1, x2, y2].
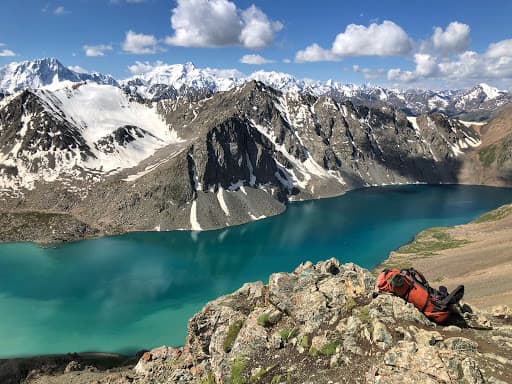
[0, 184, 511, 358]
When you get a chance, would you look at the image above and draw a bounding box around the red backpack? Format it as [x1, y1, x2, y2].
[376, 268, 464, 324]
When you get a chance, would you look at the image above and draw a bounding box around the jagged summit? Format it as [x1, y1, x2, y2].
[0, 58, 117, 93]
[1, 58, 510, 119]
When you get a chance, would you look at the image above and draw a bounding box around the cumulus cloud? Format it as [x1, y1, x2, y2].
[296, 43, 339, 62]
[239, 54, 274, 65]
[486, 39, 512, 58]
[165, 0, 282, 49]
[431, 21, 470, 55]
[83, 44, 113, 57]
[122, 30, 163, 54]
[296, 20, 412, 62]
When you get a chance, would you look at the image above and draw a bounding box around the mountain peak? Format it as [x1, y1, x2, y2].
[0, 58, 117, 93]
[475, 82, 501, 99]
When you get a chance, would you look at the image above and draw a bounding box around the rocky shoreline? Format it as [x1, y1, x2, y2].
[4, 258, 512, 384]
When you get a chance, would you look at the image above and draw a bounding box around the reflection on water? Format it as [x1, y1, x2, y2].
[0, 185, 511, 357]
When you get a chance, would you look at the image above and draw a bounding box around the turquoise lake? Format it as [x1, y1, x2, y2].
[1, 184, 511, 358]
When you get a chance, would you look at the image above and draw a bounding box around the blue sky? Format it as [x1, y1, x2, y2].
[1, 0, 512, 88]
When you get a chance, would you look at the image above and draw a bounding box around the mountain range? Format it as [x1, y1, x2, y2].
[1, 58, 511, 119]
[0, 58, 511, 242]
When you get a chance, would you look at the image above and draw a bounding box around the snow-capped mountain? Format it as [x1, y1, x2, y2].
[1, 58, 510, 119]
[121, 62, 245, 100]
[0, 83, 179, 191]
[0, 58, 118, 94]
[120, 61, 511, 119]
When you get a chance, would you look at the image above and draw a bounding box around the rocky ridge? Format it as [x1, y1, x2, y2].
[0, 79, 488, 243]
[20, 258, 512, 384]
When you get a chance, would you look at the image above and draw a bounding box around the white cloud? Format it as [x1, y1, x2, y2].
[296, 20, 412, 62]
[165, 0, 282, 49]
[431, 21, 470, 55]
[332, 21, 412, 56]
[127, 60, 162, 75]
[486, 39, 512, 58]
[0, 49, 16, 57]
[122, 30, 162, 54]
[0, 43, 16, 57]
[388, 46, 512, 84]
[239, 54, 274, 65]
[296, 43, 339, 62]
[240, 6, 283, 49]
[68, 65, 89, 74]
[54, 6, 69, 15]
[83, 44, 113, 57]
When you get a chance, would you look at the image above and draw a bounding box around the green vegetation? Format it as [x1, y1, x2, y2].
[199, 372, 216, 384]
[478, 145, 497, 168]
[308, 346, 318, 358]
[433, 276, 446, 283]
[223, 320, 245, 353]
[227, 357, 248, 384]
[279, 328, 298, 342]
[472, 204, 512, 223]
[309, 340, 340, 358]
[319, 341, 340, 356]
[257, 313, 271, 327]
[395, 227, 469, 255]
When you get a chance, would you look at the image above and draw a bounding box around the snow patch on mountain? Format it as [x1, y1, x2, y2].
[0, 83, 180, 191]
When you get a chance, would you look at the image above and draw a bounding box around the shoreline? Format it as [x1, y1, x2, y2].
[2, 183, 511, 246]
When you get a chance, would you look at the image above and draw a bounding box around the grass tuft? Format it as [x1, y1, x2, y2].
[227, 356, 248, 384]
[257, 313, 271, 327]
[223, 320, 245, 353]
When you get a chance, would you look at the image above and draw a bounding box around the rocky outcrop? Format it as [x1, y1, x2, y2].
[44, 258, 508, 384]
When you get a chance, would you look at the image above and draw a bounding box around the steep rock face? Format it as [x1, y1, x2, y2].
[123, 259, 512, 384]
